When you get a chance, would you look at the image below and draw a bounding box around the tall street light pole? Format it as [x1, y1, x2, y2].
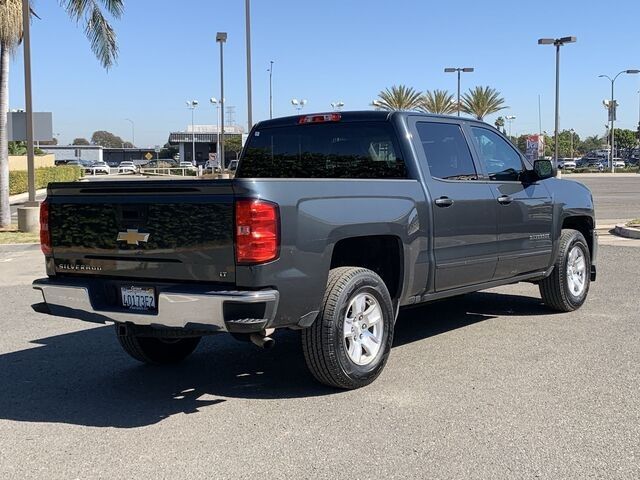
[538, 36, 576, 171]
[22, 0, 36, 203]
[217, 32, 227, 166]
[125, 118, 135, 146]
[505, 115, 516, 138]
[268, 61, 274, 119]
[210, 98, 220, 162]
[444, 67, 474, 116]
[185, 101, 198, 164]
[570, 128, 575, 158]
[245, 0, 253, 130]
[598, 70, 639, 172]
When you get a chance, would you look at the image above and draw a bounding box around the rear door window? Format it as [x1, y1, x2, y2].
[416, 122, 478, 180]
[237, 121, 406, 178]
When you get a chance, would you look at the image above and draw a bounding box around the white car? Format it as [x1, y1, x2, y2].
[118, 161, 137, 174]
[179, 161, 196, 170]
[613, 159, 626, 168]
[86, 162, 111, 175]
[558, 158, 577, 170]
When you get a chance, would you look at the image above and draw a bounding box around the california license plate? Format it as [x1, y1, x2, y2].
[121, 286, 156, 311]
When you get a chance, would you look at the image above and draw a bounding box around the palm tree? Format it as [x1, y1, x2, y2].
[461, 86, 507, 120]
[419, 89, 457, 115]
[374, 85, 422, 111]
[494, 116, 505, 132]
[0, 0, 123, 227]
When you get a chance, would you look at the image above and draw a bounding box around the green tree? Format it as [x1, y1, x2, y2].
[580, 135, 604, 154]
[546, 130, 581, 158]
[461, 86, 507, 120]
[494, 116, 505, 133]
[613, 128, 636, 157]
[419, 89, 457, 115]
[225, 134, 243, 159]
[0, 0, 123, 227]
[91, 130, 125, 148]
[72, 137, 91, 145]
[374, 85, 422, 111]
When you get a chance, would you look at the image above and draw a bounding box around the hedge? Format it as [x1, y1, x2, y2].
[9, 166, 83, 195]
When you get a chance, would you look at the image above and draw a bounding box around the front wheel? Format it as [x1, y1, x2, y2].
[539, 229, 591, 312]
[302, 267, 395, 389]
[116, 326, 201, 364]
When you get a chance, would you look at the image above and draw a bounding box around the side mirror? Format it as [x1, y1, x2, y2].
[533, 159, 556, 180]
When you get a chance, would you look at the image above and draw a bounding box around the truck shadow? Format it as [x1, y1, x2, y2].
[0, 291, 553, 428]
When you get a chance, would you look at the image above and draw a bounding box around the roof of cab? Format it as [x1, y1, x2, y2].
[252, 110, 488, 129]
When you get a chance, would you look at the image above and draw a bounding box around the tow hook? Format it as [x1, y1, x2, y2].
[249, 328, 275, 349]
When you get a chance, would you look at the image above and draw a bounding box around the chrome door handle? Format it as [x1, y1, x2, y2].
[497, 195, 513, 205]
[434, 196, 454, 207]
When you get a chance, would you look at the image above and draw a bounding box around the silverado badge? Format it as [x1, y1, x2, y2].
[117, 229, 150, 246]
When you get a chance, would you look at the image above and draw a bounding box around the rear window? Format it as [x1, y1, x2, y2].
[236, 121, 406, 179]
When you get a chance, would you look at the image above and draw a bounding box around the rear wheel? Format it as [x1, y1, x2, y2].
[539, 229, 591, 312]
[116, 326, 201, 364]
[302, 267, 394, 389]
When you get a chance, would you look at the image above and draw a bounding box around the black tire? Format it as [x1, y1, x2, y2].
[302, 267, 395, 389]
[539, 229, 591, 312]
[116, 326, 201, 365]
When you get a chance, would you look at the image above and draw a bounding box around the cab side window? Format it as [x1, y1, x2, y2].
[470, 127, 524, 181]
[416, 122, 478, 181]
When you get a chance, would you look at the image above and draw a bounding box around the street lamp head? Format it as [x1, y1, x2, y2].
[300, 99, 307, 106]
[462, 67, 474, 72]
[291, 99, 299, 105]
[210, 97, 218, 104]
[559, 36, 577, 44]
[626, 69, 640, 74]
[538, 38, 555, 45]
[216, 32, 227, 43]
[444, 68, 456, 72]
[192, 100, 198, 106]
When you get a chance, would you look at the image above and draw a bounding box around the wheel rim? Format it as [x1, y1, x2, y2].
[566, 245, 587, 297]
[343, 293, 384, 366]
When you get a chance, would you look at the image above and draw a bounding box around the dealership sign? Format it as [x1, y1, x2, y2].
[525, 134, 545, 161]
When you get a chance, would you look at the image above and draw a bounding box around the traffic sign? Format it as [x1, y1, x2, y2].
[144, 152, 153, 161]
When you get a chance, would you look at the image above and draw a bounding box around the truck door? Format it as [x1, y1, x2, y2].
[467, 126, 553, 279]
[412, 120, 498, 292]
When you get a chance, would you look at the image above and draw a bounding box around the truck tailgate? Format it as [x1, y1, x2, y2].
[47, 180, 236, 283]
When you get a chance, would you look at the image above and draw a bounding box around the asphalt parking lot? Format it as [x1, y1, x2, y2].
[0, 242, 638, 479]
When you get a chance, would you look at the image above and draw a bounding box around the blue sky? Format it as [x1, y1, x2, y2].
[9, 0, 640, 147]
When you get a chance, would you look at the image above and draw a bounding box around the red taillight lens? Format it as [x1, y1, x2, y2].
[298, 113, 341, 124]
[40, 199, 52, 255]
[235, 199, 279, 264]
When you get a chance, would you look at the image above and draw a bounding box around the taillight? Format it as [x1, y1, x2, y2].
[298, 113, 341, 124]
[40, 199, 52, 255]
[235, 199, 279, 264]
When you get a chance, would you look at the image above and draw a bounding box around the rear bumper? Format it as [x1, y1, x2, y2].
[32, 278, 279, 333]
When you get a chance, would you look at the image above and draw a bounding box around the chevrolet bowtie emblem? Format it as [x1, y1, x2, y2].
[117, 229, 150, 246]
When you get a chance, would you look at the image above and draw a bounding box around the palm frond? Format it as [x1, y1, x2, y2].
[375, 85, 422, 111]
[419, 89, 457, 114]
[461, 86, 507, 120]
[0, 0, 22, 48]
[60, 0, 123, 69]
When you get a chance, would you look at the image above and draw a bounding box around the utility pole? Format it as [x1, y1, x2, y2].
[268, 61, 274, 119]
[22, 0, 35, 203]
[217, 32, 227, 166]
[444, 67, 474, 116]
[245, 0, 253, 129]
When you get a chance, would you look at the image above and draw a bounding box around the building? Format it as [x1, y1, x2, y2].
[168, 124, 244, 166]
[40, 145, 103, 164]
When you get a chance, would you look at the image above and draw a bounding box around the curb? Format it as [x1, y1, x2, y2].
[614, 224, 640, 239]
[0, 243, 40, 253]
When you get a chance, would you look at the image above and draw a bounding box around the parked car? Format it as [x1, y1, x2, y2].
[179, 161, 197, 170]
[85, 161, 111, 175]
[33, 111, 597, 390]
[141, 159, 177, 169]
[227, 159, 239, 172]
[118, 161, 138, 174]
[558, 158, 577, 170]
[613, 158, 626, 168]
[60, 159, 93, 168]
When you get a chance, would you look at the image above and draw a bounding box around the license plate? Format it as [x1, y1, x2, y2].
[121, 286, 156, 311]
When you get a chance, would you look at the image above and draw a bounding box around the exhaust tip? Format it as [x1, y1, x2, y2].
[249, 333, 275, 349]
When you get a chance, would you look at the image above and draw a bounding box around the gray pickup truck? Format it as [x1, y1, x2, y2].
[33, 111, 597, 389]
